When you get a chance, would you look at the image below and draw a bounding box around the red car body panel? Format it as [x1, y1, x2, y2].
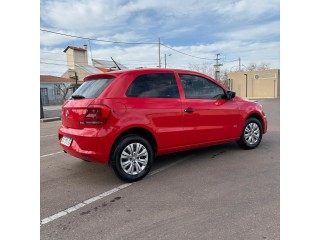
[58, 68, 267, 164]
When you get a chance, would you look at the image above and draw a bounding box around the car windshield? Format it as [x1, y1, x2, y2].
[71, 78, 114, 99]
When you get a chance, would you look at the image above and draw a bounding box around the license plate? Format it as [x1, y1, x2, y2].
[61, 136, 73, 147]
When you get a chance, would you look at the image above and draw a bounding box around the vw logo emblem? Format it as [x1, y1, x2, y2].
[65, 110, 69, 118]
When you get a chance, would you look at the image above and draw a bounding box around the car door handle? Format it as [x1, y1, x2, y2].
[184, 108, 194, 113]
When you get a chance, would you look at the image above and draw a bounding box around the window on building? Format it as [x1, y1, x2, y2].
[41, 88, 48, 96]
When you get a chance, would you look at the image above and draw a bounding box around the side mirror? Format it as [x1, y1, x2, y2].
[225, 91, 236, 100]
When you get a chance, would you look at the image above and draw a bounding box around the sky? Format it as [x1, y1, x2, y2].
[40, 0, 280, 76]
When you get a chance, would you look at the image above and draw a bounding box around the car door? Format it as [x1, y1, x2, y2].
[125, 72, 184, 152]
[177, 73, 240, 147]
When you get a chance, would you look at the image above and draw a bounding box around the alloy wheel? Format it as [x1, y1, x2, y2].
[120, 143, 149, 175]
[244, 122, 260, 145]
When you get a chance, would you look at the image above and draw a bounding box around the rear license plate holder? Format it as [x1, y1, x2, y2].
[61, 136, 73, 147]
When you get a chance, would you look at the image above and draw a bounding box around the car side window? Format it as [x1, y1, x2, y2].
[179, 74, 225, 99]
[126, 73, 180, 98]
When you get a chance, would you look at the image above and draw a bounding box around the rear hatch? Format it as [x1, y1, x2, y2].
[62, 77, 114, 129]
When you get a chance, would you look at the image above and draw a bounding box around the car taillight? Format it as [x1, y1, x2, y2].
[83, 105, 110, 125]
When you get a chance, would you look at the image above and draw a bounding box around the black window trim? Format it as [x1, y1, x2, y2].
[179, 73, 226, 100]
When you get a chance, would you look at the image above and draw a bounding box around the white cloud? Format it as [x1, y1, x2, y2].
[41, 0, 109, 31]
[40, 47, 67, 75]
[40, 0, 280, 75]
[40, 38, 279, 76]
[215, 0, 279, 19]
[222, 20, 280, 41]
[40, 31, 73, 46]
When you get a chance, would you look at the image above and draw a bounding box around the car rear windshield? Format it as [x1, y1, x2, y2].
[71, 78, 114, 99]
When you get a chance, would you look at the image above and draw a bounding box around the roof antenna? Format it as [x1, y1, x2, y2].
[111, 57, 121, 70]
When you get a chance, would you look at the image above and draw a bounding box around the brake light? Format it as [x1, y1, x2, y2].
[83, 105, 110, 125]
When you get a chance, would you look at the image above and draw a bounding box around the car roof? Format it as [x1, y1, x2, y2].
[84, 68, 213, 81]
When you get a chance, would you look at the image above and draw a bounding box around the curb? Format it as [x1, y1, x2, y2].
[40, 117, 61, 123]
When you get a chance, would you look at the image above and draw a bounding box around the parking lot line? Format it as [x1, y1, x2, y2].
[40, 154, 194, 226]
[40, 183, 132, 225]
[41, 134, 57, 138]
[40, 151, 64, 158]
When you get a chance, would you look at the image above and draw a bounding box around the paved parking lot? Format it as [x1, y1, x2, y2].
[40, 98, 279, 240]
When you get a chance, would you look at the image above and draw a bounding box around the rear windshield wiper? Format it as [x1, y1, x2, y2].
[71, 95, 85, 99]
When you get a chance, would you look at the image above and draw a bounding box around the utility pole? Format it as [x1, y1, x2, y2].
[158, 38, 161, 68]
[70, 71, 79, 91]
[214, 53, 223, 81]
[239, 57, 241, 71]
[75, 72, 78, 89]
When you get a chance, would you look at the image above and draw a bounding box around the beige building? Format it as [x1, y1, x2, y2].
[61, 45, 127, 81]
[61, 45, 100, 81]
[227, 69, 280, 98]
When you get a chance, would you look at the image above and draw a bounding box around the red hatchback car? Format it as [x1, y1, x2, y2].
[58, 68, 267, 182]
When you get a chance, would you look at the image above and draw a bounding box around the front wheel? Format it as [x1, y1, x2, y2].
[111, 135, 154, 182]
[237, 118, 263, 149]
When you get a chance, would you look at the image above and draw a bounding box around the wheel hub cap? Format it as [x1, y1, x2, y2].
[120, 143, 148, 175]
[244, 122, 260, 145]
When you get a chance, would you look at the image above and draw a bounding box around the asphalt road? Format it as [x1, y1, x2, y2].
[40, 98, 280, 240]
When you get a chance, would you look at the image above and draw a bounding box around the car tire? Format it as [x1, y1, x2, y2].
[111, 135, 154, 182]
[237, 117, 263, 149]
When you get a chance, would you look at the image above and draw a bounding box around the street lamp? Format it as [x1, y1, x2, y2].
[164, 54, 172, 68]
[244, 74, 248, 97]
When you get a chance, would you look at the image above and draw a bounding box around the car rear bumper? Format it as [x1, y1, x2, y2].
[58, 125, 115, 163]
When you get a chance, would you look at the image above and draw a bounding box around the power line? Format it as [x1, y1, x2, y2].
[161, 44, 216, 61]
[40, 29, 158, 45]
[40, 61, 67, 66]
[40, 61, 157, 68]
[223, 59, 238, 63]
[40, 58, 158, 66]
[40, 51, 159, 64]
[41, 28, 219, 61]
[40, 58, 66, 62]
[41, 51, 66, 56]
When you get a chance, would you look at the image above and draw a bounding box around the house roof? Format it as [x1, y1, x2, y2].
[92, 59, 128, 70]
[40, 75, 75, 83]
[75, 64, 102, 74]
[96, 67, 111, 72]
[63, 46, 86, 52]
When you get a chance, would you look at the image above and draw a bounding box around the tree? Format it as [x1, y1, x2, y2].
[188, 61, 271, 89]
[219, 71, 229, 88]
[54, 83, 72, 101]
[257, 62, 270, 70]
[246, 63, 257, 71]
[189, 63, 229, 87]
[189, 62, 215, 78]
[245, 62, 270, 71]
